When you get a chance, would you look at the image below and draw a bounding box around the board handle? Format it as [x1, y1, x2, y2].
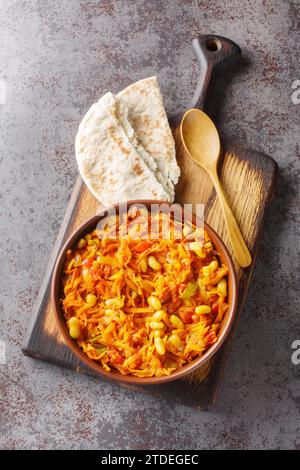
[191, 35, 241, 110]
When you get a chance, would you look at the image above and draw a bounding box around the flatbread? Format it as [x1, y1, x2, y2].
[114, 96, 174, 200]
[75, 92, 171, 206]
[118, 76, 180, 186]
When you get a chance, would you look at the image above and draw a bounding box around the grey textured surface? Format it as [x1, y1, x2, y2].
[1, 0, 299, 450]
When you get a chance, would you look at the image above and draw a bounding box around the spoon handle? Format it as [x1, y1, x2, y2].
[209, 168, 252, 268]
[191, 35, 241, 110]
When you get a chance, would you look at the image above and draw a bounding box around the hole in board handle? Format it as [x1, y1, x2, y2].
[206, 39, 221, 52]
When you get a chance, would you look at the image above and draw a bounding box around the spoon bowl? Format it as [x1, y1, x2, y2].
[181, 109, 221, 169]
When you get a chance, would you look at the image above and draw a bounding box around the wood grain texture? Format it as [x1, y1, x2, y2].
[22, 140, 278, 409]
[22, 34, 278, 409]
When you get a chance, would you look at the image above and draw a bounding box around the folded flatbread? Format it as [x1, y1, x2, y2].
[75, 92, 171, 206]
[118, 76, 180, 186]
[114, 95, 174, 200]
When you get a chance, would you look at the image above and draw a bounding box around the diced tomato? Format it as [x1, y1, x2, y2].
[179, 310, 193, 324]
[211, 301, 219, 315]
[114, 354, 124, 364]
[160, 287, 171, 302]
[167, 300, 181, 314]
[133, 240, 152, 252]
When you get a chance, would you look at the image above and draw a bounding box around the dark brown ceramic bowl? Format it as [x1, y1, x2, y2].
[52, 200, 238, 385]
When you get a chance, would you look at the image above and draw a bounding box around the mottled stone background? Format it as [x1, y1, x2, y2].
[1, 0, 299, 450]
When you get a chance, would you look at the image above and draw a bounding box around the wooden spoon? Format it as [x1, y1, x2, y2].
[180, 108, 252, 268]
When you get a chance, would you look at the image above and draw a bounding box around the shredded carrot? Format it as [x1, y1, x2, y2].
[61, 209, 229, 377]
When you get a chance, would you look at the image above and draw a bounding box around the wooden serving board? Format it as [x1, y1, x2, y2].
[23, 35, 278, 409]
